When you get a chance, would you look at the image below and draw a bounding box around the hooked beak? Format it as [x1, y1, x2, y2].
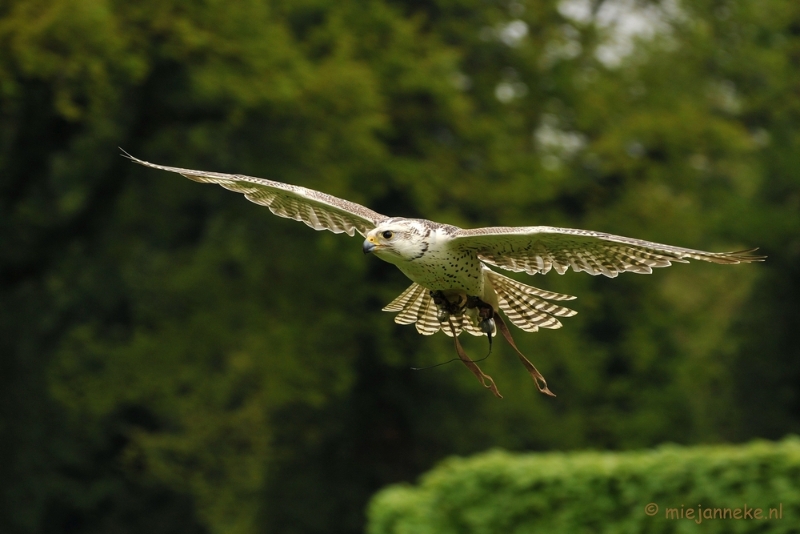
[362, 239, 376, 254]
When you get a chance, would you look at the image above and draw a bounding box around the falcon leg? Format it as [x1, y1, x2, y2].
[465, 296, 497, 352]
[478, 303, 495, 351]
[493, 311, 556, 397]
[430, 290, 467, 320]
[448, 317, 502, 399]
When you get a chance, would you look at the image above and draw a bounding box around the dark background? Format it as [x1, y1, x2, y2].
[2, 0, 798, 532]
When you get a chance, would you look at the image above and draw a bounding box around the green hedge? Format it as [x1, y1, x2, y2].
[367, 437, 800, 534]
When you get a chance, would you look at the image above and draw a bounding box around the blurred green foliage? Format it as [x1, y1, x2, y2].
[1, 0, 798, 533]
[368, 436, 800, 534]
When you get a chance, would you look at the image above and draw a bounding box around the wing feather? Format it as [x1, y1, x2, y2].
[451, 226, 764, 277]
[486, 270, 577, 332]
[125, 153, 385, 237]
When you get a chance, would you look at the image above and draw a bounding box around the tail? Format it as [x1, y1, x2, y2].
[382, 271, 577, 335]
[381, 283, 484, 337]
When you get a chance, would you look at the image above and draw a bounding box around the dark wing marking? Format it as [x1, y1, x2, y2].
[124, 152, 386, 237]
[451, 226, 765, 277]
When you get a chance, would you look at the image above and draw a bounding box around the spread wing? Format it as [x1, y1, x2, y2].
[124, 152, 386, 237]
[451, 226, 765, 277]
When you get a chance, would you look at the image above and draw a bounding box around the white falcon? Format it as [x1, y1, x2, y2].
[126, 153, 764, 398]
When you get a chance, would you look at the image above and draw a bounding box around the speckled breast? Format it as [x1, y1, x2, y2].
[395, 246, 485, 295]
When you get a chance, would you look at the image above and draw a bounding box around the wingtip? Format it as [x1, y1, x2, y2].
[119, 147, 143, 164]
[120, 150, 159, 170]
[728, 247, 767, 263]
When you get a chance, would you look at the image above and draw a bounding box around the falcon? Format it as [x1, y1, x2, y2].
[125, 153, 764, 398]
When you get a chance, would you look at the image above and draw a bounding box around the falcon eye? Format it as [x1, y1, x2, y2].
[382, 231, 393, 239]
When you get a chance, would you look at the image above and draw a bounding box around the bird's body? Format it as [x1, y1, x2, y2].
[368, 219, 486, 295]
[125, 152, 764, 396]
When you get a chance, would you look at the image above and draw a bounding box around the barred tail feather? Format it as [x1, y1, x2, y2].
[382, 283, 486, 336]
[383, 283, 441, 335]
[414, 291, 442, 335]
[385, 284, 426, 325]
[442, 312, 485, 338]
[382, 273, 577, 336]
[382, 283, 424, 313]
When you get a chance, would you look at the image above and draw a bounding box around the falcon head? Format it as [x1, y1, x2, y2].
[363, 219, 431, 263]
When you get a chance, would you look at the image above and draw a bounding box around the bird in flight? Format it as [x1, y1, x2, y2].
[125, 153, 764, 398]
